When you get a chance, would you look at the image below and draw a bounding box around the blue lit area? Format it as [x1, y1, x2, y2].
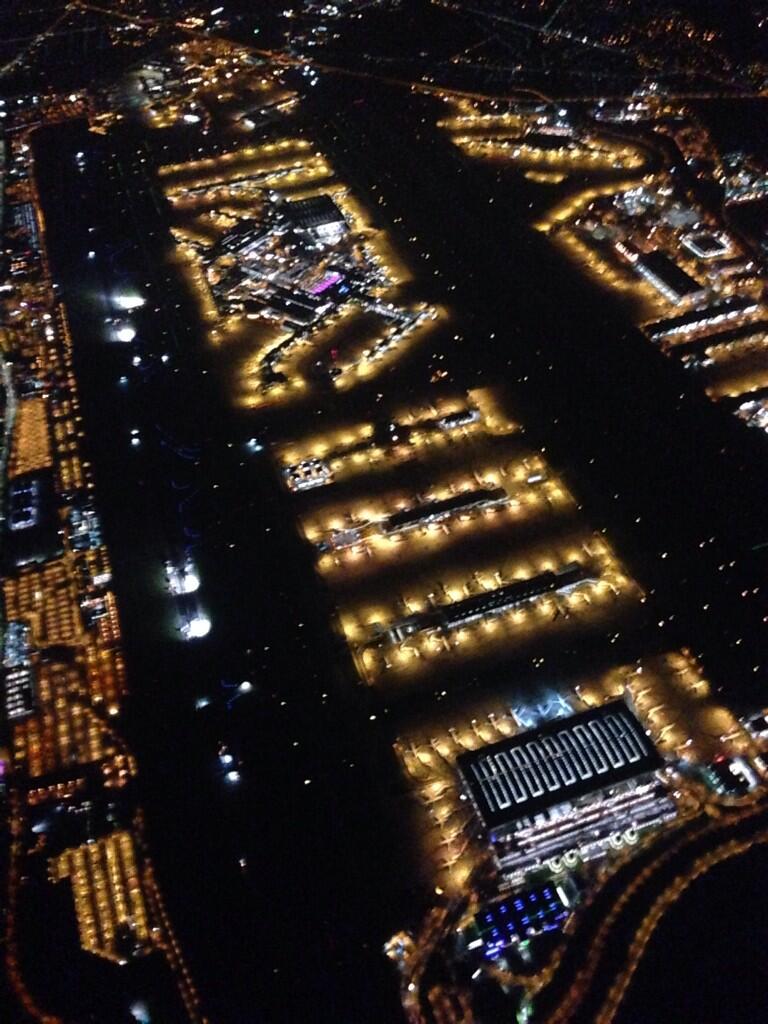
[7, 475, 41, 531]
[3, 620, 31, 668]
[472, 883, 573, 958]
[68, 501, 103, 551]
[511, 693, 574, 730]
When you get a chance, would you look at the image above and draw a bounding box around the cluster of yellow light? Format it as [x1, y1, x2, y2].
[438, 108, 525, 137]
[144, 39, 293, 131]
[93, 590, 122, 648]
[395, 703, 521, 894]
[306, 455, 573, 578]
[171, 219, 220, 248]
[656, 307, 763, 349]
[84, 644, 127, 709]
[393, 651, 737, 895]
[335, 191, 413, 286]
[623, 650, 754, 762]
[34, 311, 93, 496]
[50, 832, 153, 964]
[277, 419, 376, 468]
[3, 560, 84, 647]
[28, 777, 86, 806]
[684, 314, 768, 399]
[534, 173, 659, 233]
[8, 397, 52, 477]
[170, 243, 219, 324]
[332, 305, 445, 392]
[465, 386, 519, 434]
[551, 226, 666, 319]
[12, 662, 113, 778]
[161, 137, 313, 189]
[170, 179, 267, 216]
[147, 104, 182, 130]
[234, 305, 357, 411]
[57, 453, 86, 491]
[440, 98, 645, 174]
[258, 156, 335, 196]
[341, 534, 638, 684]
[452, 136, 644, 173]
[276, 389, 518, 486]
[1, 130, 202, 1023]
[707, 363, 768, 402]
[521, 153, 768, 347]
[51, 400, 81, 457]
[100, 750, 137, 790]
[234, 305, 442, 410]
[162, 134, 443, 408]
[80, 544, 113, 584]
[525, 170, 569, 184]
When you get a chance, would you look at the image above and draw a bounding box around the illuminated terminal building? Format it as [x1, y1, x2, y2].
[383, 486, 508, 533]
[644, 296, 761, 342]
[436, 408, 480, 430]
[372, 562, 595, 646]
[204, 191, 357, 325]
[673, 319, 768, 363]
[458, 701, 676, 881]
[317, 486, 510, 553]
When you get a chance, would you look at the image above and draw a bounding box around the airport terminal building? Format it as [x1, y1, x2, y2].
[458, 700, 676, 880]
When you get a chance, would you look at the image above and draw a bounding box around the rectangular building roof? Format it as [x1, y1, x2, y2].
[644, 296, 758, 338]
[669, 319, 768, 356]
[442, 563, 590, 630]
[637, 250, 703, 302]
[457, 700, 661, 831]
[384, 487, 506, 532]
[286, 195, 347, 231]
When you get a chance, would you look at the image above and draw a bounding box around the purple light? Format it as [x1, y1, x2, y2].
[310, 273, 342, 295]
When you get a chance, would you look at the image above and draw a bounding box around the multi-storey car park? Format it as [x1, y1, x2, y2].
[0, 128, 203, 1022]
